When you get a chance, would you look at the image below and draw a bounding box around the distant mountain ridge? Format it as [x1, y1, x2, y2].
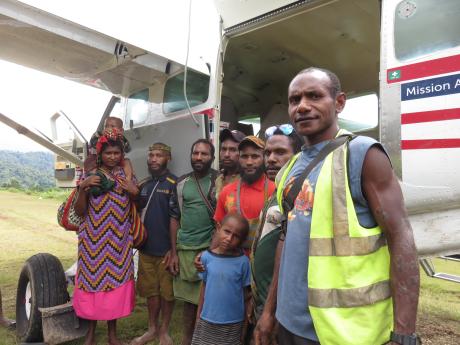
[0, 150, 54, 189]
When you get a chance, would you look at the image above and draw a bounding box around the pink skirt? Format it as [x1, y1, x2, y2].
[73, 277, 135, 321]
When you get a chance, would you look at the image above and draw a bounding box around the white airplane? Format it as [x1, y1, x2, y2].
[0, 0, 459, 343]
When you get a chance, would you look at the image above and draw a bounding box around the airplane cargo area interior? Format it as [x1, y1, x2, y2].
[219, 0, 380, 140]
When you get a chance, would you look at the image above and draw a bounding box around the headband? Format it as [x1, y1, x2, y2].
[96, 128, 125, 154]
[149, 143, 171, 154]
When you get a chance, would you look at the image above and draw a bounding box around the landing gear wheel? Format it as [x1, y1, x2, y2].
[16, 253, 69, 343]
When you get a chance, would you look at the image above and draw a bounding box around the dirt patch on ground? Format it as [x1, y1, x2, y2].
[418, 314, 460, 344]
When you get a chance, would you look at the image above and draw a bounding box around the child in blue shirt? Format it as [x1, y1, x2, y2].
[191, 213, 251, 345]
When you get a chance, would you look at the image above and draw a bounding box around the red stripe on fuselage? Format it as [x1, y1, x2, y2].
[401, 108, 460, 124]
[387, 54, 460, 84]
[401, 139, 460, 150]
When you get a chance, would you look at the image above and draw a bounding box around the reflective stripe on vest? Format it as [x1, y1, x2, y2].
[309, 280, 391, 308]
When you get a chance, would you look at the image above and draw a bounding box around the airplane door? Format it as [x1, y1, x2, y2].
[214, 0, 324, 32]
[380, 0, 460, 255]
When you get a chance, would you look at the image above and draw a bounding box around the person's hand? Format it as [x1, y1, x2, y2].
[163, 250, 171, 268]
[194, 251, 205, 272]
[79, 175, 101, 191]
[246, 298, 254, 324]
[254, 311, 277, 345]
[168, 250, 179, 275]
[119, 177, 139, 196]
[163, 250, 179, 276]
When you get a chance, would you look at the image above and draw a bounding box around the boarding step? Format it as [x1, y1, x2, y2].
[433, 273, 460, 283]
[440, 255, 460, 262]
[420, 257, 460, 283]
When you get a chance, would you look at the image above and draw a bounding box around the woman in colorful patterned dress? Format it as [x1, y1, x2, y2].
[74, 128, 139, 345]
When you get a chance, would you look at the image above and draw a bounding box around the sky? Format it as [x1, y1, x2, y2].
[0, 60, 111, 151]
[0, 0, 219, 152]
[0, 0, 377, 152]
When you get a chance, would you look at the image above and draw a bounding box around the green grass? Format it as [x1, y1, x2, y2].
[0, 190, 459, 344]
[0, 187, 70, 202]
[419, 258, 460, 324]
[0, 190, 183, 344]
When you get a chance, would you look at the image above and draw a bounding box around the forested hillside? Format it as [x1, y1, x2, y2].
[0, 150, 54, 189]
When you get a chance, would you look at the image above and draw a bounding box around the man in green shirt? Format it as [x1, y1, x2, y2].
[174, 138, 218, 345]
[192, 129, 302, 344]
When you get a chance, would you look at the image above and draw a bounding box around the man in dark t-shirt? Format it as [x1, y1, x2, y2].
[132, 143, 179, 345]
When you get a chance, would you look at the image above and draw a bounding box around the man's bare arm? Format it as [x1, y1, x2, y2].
[242, 286, 252, 342]
[168, 218, 180, 275]
[362, 146, 419, 335]
[195, 282, 205, 324]
[254, 238, 284, 345]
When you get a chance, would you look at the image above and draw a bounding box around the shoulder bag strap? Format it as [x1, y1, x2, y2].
[194, 173, 215, 217]
[144, 180, 160, 211]
[236, 179, 243, 215]
[282, 134, 353, 215]
[263, 176, 269, 205]
[140, 180, 160, 222]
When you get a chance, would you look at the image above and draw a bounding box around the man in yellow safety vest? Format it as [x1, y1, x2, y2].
[254, 67, 420, 345]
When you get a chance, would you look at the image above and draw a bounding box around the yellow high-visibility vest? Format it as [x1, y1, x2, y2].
[276, 134, 393, 345]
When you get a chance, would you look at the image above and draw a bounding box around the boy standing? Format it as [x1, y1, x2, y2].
[192, 214, 251, 345]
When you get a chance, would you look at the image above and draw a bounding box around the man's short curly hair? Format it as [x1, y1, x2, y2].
[296, 67, 342, 98]
[191, 138, 215, 157]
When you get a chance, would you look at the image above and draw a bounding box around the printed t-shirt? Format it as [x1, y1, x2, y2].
[276, 136, 384, 341]
[138, 171, 179, 256]
[251, 195, 282, 315]
[214, 175, 275, 249]
[199, 250, 251, 324]
[178, 174, 215, 248]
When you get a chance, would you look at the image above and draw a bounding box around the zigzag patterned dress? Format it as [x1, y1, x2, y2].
[73, 168, 135, 320]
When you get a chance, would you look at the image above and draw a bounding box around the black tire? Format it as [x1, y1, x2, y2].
[16, 253, 70, 343]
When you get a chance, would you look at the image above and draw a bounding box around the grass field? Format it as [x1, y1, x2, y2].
[0, 190, 459, 344]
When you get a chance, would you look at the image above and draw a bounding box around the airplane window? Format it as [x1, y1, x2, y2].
[126, 89, 149, 126]
[394, 0, 460, 61]
[163, 70, 210, 114]
[339, 94, 378, 132]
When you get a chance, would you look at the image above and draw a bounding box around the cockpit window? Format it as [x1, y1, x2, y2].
[163, 70, 210, 114]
